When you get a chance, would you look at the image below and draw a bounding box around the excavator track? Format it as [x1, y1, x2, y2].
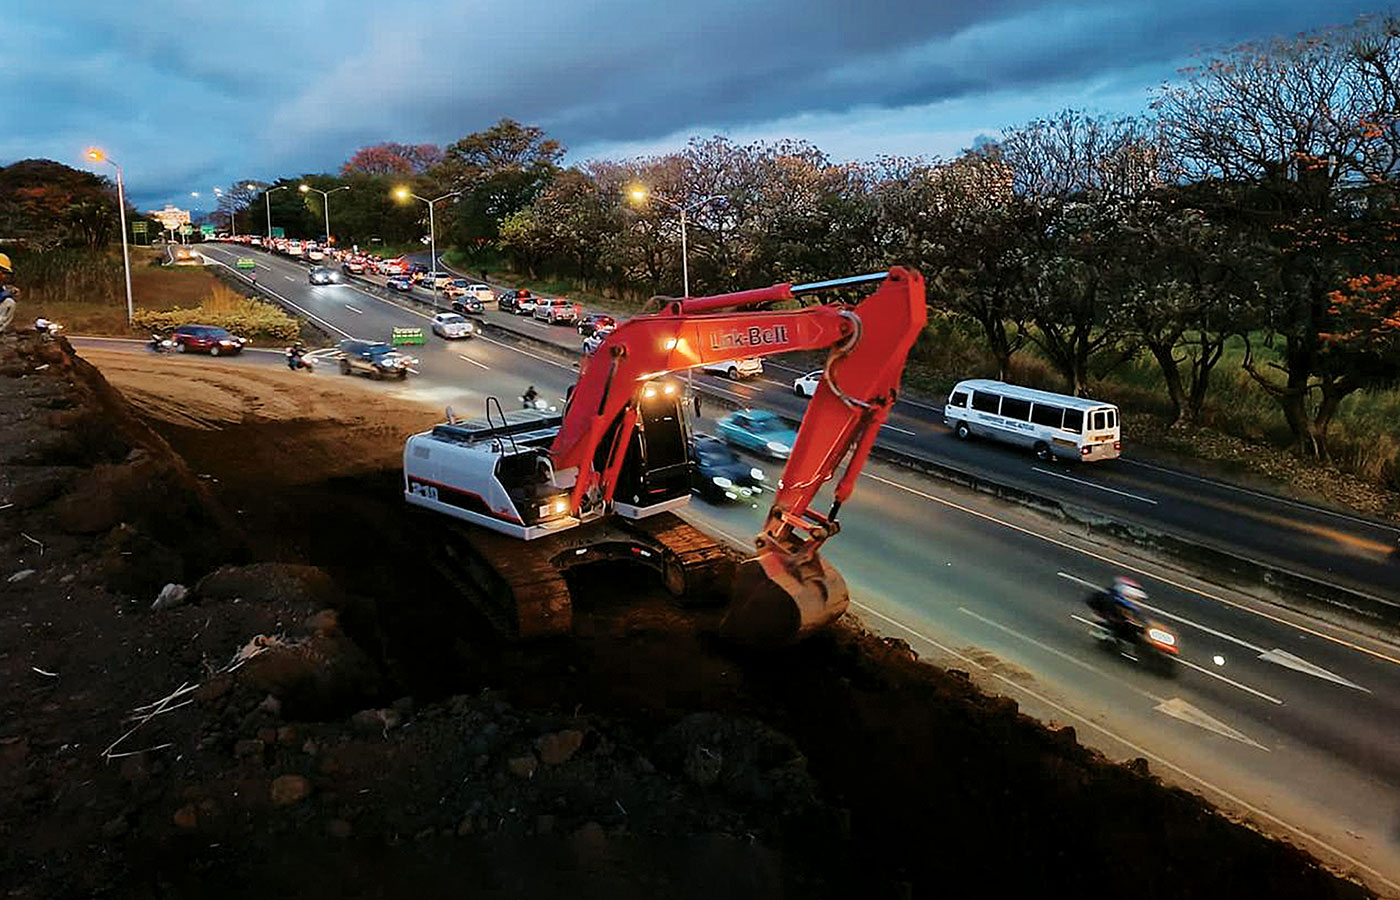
[423, 510, 734, 640]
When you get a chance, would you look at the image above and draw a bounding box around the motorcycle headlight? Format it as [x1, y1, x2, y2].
[766, 441, 791, 455]
[712, 476, 733, 489]
[750, 467, 765, 480]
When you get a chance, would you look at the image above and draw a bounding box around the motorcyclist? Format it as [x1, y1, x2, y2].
[34, 316, 52, 335]
[285, 341, 308, 370]
[521, 385, 540, 408]
[1087, 576, 1148, 642]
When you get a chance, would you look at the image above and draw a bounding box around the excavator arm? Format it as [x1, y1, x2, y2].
[549, 267, 927, 644]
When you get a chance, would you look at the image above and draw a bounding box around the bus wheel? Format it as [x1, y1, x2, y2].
[1034, 441, 1052, 461]
[955, 422, 971, 440]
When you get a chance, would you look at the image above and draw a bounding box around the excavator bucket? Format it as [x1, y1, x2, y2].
[721, 550, 850, 647]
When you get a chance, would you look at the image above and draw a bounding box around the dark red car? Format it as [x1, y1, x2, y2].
[171, 324, 246, 356]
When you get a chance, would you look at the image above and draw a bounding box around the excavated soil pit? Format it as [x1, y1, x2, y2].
[0, 340, 1377, 899]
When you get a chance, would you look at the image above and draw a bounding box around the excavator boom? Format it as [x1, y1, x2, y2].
[551, 267, 928, 645]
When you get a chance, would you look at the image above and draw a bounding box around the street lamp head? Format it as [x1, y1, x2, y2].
[299, 184, 311, 193]
[245, 183, 257, 191]
[86, 147, 104, 163]
[394, 187, 410, 201]
[628, 186, 648, 204]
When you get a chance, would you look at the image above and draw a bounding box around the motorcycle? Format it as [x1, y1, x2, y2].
[1088, 614, 1180, 677]
[521, 394, 546, 410]
[285, 346, 313, 372]
[148, 333, 176, 353]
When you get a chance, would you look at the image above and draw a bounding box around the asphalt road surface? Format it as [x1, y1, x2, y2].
[152, 243, 1400, 892]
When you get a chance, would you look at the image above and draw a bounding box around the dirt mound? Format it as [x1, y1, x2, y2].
[0, 338, 1379, 899]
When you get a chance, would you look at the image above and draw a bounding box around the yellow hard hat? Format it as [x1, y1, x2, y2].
[0, 253, 11, 273]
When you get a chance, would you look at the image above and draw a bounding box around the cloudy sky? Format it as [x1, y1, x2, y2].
[4, 0, 1382, 209]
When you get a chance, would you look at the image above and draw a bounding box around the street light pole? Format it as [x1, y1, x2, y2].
[87, 148, 134, 328]
[300, 184, 349, 246]
[628, 188, 723, 298]
[394, 188, 461, 308]
[263, 185, 287, 240]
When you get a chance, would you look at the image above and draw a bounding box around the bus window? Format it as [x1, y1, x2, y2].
[1107, 409, 1117, 429]
[949, 391, 968, 408]
[1092, 410, 1107, 431]
[971, 392, 1001, 414]
[1031, 404, 1063, 429]
[1001, 397, 1031, 421]
[1063, 409, 1083, 433]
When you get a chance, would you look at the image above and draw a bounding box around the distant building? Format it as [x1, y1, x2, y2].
[153, 205, 191, 231]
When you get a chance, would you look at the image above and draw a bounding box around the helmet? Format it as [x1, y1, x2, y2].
[0, 252, 12, 274]
[1112, 576, 1147, 604]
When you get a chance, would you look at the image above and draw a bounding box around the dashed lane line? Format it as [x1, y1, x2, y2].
[1031, 466, 1158, 505]
[457, 354, 489, 370]
[862, 472, 1400, 669]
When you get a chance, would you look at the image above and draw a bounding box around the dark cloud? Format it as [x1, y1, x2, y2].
[2, 0, 1382, 208]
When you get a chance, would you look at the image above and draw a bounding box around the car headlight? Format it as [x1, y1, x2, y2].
[766, 441, 791, 454]
[750, 467, 765, 480]
[712, 476, 733, 489]
[552, 497, 569, 515]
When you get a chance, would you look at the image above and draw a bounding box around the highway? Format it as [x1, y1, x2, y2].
[172, 243, 1400, 892]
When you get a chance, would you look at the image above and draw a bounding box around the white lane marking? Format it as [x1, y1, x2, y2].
[862, 472, 1400, 669]
[202, 256, 356, 339]
[282, 275, 294, 282]
[880, 423, 916, 435]
[1031, 466, 1158, 505]
[457, 354, 489, 370]
[1258, 649, 1370, 693]
[1122, 458, 1400, 534]
[344, 305, 362, 315]
[1057, 571, 1101, 591]
[760, 378, 791, 390]
[851, 600, 1398, 892]
[1153, 697, 1270, 751]
[473, 333, 578, 372]
[1174, 656, 1284, 704]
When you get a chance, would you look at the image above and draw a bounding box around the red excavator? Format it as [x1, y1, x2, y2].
[403, 266, 926, 645]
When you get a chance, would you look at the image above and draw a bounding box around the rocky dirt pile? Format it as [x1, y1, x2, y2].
[0, 335, 1379, 898]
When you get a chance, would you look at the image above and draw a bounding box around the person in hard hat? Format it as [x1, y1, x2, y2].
[0, 253, 17, 333]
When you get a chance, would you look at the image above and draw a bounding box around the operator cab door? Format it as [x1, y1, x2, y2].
[613, 385, 692, 519]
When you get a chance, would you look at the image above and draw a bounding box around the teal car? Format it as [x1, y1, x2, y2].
[716, 409, 797, 460]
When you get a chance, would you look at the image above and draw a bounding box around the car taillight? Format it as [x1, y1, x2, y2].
[1114, 440, 1121, 451]
[1080, 445, 1091, 455]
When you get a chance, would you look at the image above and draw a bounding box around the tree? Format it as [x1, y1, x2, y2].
[342, 143, 442, 177]
[438, 119, 564, 259]
[1107, 194, 1271, 423]
[1155, 14, 1400, 454]
[0, 159, 118, 249]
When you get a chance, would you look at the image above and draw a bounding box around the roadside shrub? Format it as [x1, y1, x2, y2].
[133, 296, 299, 344]
[12, 248, 124, 306]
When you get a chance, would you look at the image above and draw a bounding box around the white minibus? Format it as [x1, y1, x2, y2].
[943, 379, 1120, 462]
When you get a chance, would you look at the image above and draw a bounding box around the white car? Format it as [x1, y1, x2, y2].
[534, 298, 580, 324]
[307, 248, 325, 262]
[793, 370, 822, 397]
[430, 312, 476, 339]
[703, 357, 763, 380]
[468, 284, 493, 302]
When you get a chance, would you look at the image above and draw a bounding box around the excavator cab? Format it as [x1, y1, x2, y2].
[613, 379, 693, 519]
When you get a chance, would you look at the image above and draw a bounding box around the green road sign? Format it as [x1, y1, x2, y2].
[200, 224, 215, 237]
[391, 327, 425, 346]
[180, 224, 193, 236]
[131, 221, 147, 233]
[237, 258, 256, 270]
[271, 226, 285, 239]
